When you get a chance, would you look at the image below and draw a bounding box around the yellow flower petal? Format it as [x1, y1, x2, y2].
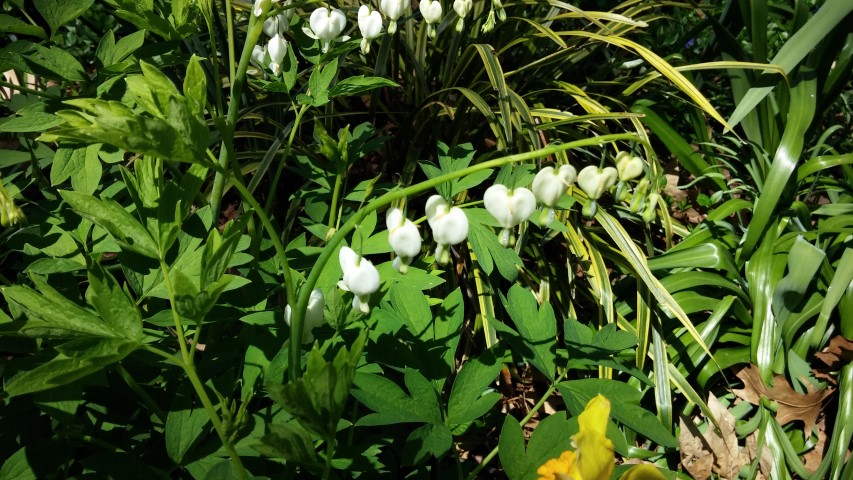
[537, 450, 576, 480]
[573, 395, 615, 480]
[578, 394, 611, 437]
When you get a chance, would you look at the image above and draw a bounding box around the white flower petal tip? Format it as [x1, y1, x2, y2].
[284, 289, 326, 344]
[253, 0, 269, 17]
[532, 165, 577, 208]
[338, 247, 380, 312]
[615, 151, 645, 182]
[577, 166, 618, 201]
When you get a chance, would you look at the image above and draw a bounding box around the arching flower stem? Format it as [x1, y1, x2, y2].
[288, 133, 643, 381]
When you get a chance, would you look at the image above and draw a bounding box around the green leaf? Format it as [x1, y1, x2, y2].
[446, 348, 502, 425]
[467, 221, 522, 281]
[390, 282, 432, 338]
[0, 447, 37, 480]
[402, 423, 452, 466]
[60, 190, 159, 259]
[352, 368, 443, 426]
[3, 337, 137, 397]
[253, 421, 319, 466]
[165, 390, 210, 465]
[70, 143, 102, 195]
[183, 55, 207, 116]
[328, 75, 399, 98]
[557, 380, 677, 448]
[0, 14, 46, 38]
[500, 284, 557, 379]
[267, 332, 366, 438]
[85, 258, 143, 341]
[1, 283, 120, 339]
[499, 412, 574, 480]
[0, 112, 62, 133]
[26, 44, 87, 81]
[34, 0, 95, 36]
[306, 58, 338, 107]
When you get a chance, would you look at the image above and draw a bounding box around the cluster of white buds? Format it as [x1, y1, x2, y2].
[284, 289, 326, 344]
[483, 184, 535, 247]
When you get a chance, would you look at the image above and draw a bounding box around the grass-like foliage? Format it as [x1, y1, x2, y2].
[0, 0, 851, 478]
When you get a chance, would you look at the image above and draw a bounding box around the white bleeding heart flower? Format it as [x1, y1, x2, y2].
[284, 289, 325, 344]
[304, 7, 349, 53]
[453, 0, 472, 31]
[420, 0, 442, 38]
[483, 184, 536, 246]
[615, 151, 644, 182]
[532, 165, 577, 208]
[338, 247, 380, 313]
[577, 165, 617, 217]
[263, 13, 290, 37]
[379, 0, 407, 34]
[358, 5, 384, 54]
[425, 195, 469, 265]
[386, 207, 421, 273]
[532, 165, 577, 225]
[266, 34, 288, 75]
[251, 44, 267, 66]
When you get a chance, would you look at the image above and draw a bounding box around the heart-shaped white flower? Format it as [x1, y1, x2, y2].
[263, 13, 291, 37]
[338, 246, 380, 313]
[532, 165, 577, 208]
[577, 165, 617, 217]
[284, 289, 325, 344]
[425, 195, 469, 264]
[253, 0, 269, 17]
[420, 0, 442, 38]
[615, 151, 644, 182]
[358, 5, 384, 54]
[453, 0, 472, 31]
[304, 7, 348, 53]
[266, 34, 288, 75]
[379, 0, 407, 34]
[386, 207, 421, 273]
[483, 184, 536, 246]
[251, 44, 267, 66]
[577, 166, 617, 200]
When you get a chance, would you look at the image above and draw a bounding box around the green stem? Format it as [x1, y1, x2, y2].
[328, 170, 343, 232]
[115, 364, 168, 424]
[210, 12, 265, 217]
[465, 369, 569, 480]
[321, 436, 335, 480]
[288, 133, 640, 381]
[0, 79, 60, 99]
[158, 260, 249, 480]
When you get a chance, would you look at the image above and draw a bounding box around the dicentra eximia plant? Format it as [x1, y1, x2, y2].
[304, 6, 349, 53]
[425, 195, 470, 265]
[484, 184, 536, 247]
[532, 165, 577, 224]
[338, 246, 380, 313]
[386, 207, 422, 273]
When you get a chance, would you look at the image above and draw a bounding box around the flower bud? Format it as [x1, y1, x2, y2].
[425, 195, 469, 264]
[483, 184, 536, 246]
[386, 207, 421, 273]
[284, 289, 326, 344]
[642, 193, 660, 224]
[253, 0, 270, 17]
[266, 34, 288, 75]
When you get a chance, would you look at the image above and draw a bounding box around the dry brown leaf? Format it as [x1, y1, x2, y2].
[733, 364, 833, 434]
[704, 393, 748, 479]
[814, 335, 853, 369]
[679, 417, 713, 480]
[803, 417, 828, 473]
[665, 174, 688, 202]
